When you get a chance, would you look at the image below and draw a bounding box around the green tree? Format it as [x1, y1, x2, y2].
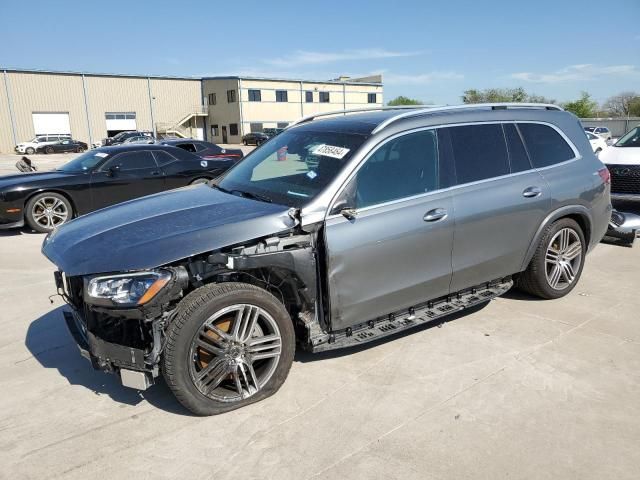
[387, 96, 423, 106]
[462, 87, 555, 104]
[562, 92, 598, 118]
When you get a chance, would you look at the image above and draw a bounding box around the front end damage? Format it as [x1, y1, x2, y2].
[55, 230, 328, 390]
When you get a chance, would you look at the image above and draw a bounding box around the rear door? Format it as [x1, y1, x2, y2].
[90, 150, 166, 209]
[446, 123, 551, 292]
[324, 129, 455, 330]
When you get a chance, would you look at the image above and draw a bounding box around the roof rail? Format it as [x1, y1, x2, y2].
[289, 105, 440, 128]
[371, 103, 564, 134]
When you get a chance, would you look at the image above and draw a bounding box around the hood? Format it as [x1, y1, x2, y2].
[600, 146, 640, 166]
[0, 171, 75, 189]
[42, 184, 295, 276]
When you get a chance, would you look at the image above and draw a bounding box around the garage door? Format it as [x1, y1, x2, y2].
[105, 112, 137, 131]
[32, 113, 71, 135]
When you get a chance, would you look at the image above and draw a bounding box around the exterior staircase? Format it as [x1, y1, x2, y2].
[156, 105, 207, 138]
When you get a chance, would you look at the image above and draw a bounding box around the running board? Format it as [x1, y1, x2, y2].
[311, 278, 513, 352]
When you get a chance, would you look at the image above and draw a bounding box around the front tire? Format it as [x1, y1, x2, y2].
[25, 147, 35, 154]
[25, 192, 73, 233]
[163, 282, 295, 416]
[517, 218, 586, 299]
[76, 146, 85, 153]
[45, 146, 54, 154]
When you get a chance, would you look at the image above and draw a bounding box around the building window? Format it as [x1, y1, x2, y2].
[248, 89, 261, 102]
[319, 92, 330, 103]
[250, 123, 263, 133]
[229, 123, 239, 136]
[105, 112, 136, 120]
[367, 93, 377, 104]
[305, 91, 313, 103]
[227, 90, 236, 103]
[276, 90, 288, 102]
[277, 122, 289, 129]
[211, 124, 219, 136]
[208, 93, 217, 105]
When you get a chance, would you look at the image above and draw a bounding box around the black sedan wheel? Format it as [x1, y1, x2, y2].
[76, 146, 85, 153]
[25, 192, 72, 233]
[45, 146, 54, 154]
[243, 140, 248, 146]
[163, 282, 295, 415]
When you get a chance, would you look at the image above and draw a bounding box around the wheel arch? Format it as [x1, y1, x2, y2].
[24, 189, 78, 219]
[521, 205, 593, 271]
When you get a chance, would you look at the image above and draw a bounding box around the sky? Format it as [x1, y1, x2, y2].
[0, 0, 638, 105]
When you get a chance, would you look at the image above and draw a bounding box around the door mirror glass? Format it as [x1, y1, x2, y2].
[107, 165, 121, 176]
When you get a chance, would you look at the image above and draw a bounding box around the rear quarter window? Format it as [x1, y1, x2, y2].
[518, 123, 575, 168]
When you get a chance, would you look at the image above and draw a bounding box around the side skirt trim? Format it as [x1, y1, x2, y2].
[310, 277, 513, 352]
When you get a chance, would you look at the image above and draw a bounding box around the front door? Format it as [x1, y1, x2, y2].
[90, 150, 166, 210]
[325, 129, 454, 330]
[222, 126, 228, 143]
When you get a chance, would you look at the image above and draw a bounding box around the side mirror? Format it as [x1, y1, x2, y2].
[106, 165, 121, 177]
[340, 207, 358, 220]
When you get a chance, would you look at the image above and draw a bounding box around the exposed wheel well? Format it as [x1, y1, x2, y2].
[563, 213, 591, 247]
[24, 190, 77, 219]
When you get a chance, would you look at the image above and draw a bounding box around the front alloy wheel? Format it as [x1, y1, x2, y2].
[25, 192, 72, 233]
[163, 282, 295, 415]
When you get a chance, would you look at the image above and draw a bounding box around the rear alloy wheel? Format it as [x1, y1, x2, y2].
[163, 282, 295, 415]
[25, 192, 72, 233]
[517, 218, 585, 299]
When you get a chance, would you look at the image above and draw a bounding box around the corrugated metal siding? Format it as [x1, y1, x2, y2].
[7, 72, 89, 146]
[0, 73, 15, 152]
[150, 78, 202, 126]
[84, 76, 152, 141]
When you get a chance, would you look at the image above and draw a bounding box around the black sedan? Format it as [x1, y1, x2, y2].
[36, 138, 88, 154]
[159, 139, 244, 160]
[0, 144, 240, 233]
[242, 132, 269, 146]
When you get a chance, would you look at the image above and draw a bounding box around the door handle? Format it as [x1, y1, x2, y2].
[522, 186, 542, 198]
[424, 208, 448, 222]
[150, 171, 162, 176]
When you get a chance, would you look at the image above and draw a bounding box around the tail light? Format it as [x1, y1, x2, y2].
[598, 167, 611, 184]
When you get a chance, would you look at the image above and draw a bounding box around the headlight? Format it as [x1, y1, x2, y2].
[86, 270, 172, 306]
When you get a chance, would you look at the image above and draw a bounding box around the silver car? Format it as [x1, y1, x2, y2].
[43, 103, 611, 415]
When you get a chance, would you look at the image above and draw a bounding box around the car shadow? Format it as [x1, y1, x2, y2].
[25, 306, 194, 416]
[295, 301, 490, 363]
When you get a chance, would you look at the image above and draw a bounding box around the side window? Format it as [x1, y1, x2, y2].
[448, 124, 509, 184]
[229, 124, 239, 136]
[503, 123, 532, 173]
[275, 90, 288, 102]
[152, 150, 177, 165]
[353, 130, 439, 209]
[319, 91, 330, 103]
[176, 143, 197, 153]
[305, 91, 313, 103]
[518, 123, 575, 168]
[103, 151, 157, 171]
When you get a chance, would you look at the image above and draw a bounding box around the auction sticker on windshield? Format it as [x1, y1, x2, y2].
[95, 152, 109, 158]
[311, 144, 350, 159]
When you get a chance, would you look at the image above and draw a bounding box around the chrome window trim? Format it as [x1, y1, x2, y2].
[323, 120, 580, 219]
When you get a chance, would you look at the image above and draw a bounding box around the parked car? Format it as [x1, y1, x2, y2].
[160, 139, 244, 160]
[599, 126, 640, 202]
[102, 131, 153, 146]
[36, 138, 88, 154]
[263, 128, 285, 138]
[242, 132, 269, 145]
[42, 103, 611, 415]
[0, 144, 239, 233]
[584, 126, 612, 142]
[122, 136, 155, 145]
[585, 131, 608, 156]
[15, 134, 71, 154]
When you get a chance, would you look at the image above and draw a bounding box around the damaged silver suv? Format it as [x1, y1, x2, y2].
[43, 104, 611, 415]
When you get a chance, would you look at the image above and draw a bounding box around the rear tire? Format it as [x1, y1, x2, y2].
[518, 218, 586, 299]
[243, 140, 248, 146]
[163, 282, 295, 416]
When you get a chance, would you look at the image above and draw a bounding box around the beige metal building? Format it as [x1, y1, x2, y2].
[0, 68, 205, 153]
[0, 69, 384, 152]
[202, 75, 383, 144]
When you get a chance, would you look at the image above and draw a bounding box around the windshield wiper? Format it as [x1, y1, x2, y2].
[231, 189, 273, 203]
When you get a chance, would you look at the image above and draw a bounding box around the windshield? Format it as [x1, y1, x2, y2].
[57, 150, 110, 172]
[614, 127, 640, 148]
[217, 128, 367, 207]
